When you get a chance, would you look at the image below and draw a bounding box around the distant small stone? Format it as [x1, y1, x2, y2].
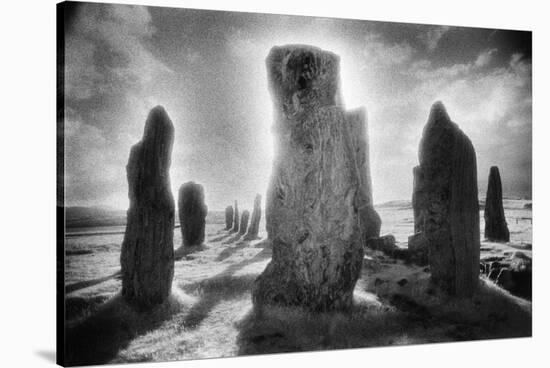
[231, 200, 240, 233]
[178, 182, 208, 247]
[239, 210, 250, 235]
[245, 194, 262, 240]
[225, 205, 234, 230]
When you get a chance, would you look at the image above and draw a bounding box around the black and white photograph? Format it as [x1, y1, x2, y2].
[3, 0, 550, 367]
[56, 1, 535, 366]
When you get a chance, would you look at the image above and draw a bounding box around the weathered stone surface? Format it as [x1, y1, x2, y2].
[178, 182, 208, 247]
[484, 166, 510, 242]
[245, 194, 262, 240]
[225, 205, 234, 230]
[407, 232, 429, 266]
[347, 108, 381, 240]
[231, 200, 240, 233]
[253, 45, 364, 311]
[239, 210, 250, 235]
[415, 101, 480, 297]
[120, 106, 175, 309]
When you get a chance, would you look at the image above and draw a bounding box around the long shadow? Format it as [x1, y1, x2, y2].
[215, 241, 250, 261]
[65, 271, 121, 294]
[222, 233, 243, 244]
[210, 233, 233, 242]
[177, 247, 273, 330]
[65, 293, 182, 366]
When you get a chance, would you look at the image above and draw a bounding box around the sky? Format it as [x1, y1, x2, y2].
[62, 2, 532, 211]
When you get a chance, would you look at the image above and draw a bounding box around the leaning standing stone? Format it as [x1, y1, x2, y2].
[253, 45, 364, 311]
[178, 182, 208, 247]
[120, 106, 175, 309]
[224, 205, 234, 230]
[245, 194, 262, 240]
[484, 166, 510, 242]
[416, 101, 480, 297]
[239, 210, 250, 235]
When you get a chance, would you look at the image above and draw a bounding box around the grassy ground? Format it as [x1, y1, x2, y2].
[64, 204, 532, 366]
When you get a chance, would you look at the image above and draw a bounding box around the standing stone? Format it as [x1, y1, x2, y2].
[120, 106, 175, 309]
[178, 182, 208, 247]
[224, 205, 234, 230]
[231, 200, 240, 233]
[239, 210, 250, 235]
[253, 45, 364, 311]
[245, 194, 262, 240]
[484, 166, 510, 242]
[347, 108, 381, 240]
[415, 101, 480, 297]
[412, 165, 426, 234]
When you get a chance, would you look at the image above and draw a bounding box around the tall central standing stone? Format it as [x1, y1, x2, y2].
[253, 45, 368, 311]
[414, 101, 480, 297]
[120, 106, 175, 309]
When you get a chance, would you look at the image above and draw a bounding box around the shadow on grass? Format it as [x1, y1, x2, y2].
[65, 293, 184, 366]
[215, 241, 250, 261]
[65, 271, 121, 294]
[174, 244, 208, 260]
[176, 247, 273, 330]
[210, 232, 233, 242]
[222, 233, 243, 245]
[236, 277, 532, 356]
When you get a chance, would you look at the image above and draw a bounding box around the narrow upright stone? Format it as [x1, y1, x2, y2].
[245, 194, 262, 240]
[224, 205, 234, 230]
[239, 210, 250, 235]
[231, 200, 240, 233]
[178, 182, 208, 247]
[253, 45, 364, 311]
[484, 166, 510, 242]
[347, 108, 381, 240]
[120, 106, 175, 309]
[415, 101, 480, 297]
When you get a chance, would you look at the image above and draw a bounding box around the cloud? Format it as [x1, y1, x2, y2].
[418, 25, 450, 51]
[65, 3, 171, 102]
[475, 48, 498, 68]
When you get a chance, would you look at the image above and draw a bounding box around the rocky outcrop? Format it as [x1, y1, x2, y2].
[231, 200, 239, 233]
[253, 45, 365, 311]
[484, 166, 510, 242]
[225, 205, 234, 230]
[120, 106, 175, 309]
[415, 101, 480, 297]
[178, 182, 208, 247]
[245, 194, 262, 240]
[239, 210, 250, 235]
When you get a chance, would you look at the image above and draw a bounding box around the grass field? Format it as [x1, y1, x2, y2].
[63, 200, 532, 365]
